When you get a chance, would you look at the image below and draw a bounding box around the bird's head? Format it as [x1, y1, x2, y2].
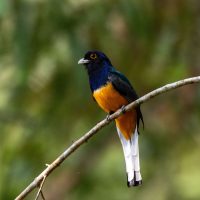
[78, 50, 112, 72]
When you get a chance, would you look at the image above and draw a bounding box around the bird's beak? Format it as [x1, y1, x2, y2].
[78, 58, 90, 65]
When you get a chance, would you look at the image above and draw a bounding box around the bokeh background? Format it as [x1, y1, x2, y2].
[0, 0, 200, 199]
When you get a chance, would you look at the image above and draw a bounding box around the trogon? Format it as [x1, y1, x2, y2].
[78, 50, 143, 187]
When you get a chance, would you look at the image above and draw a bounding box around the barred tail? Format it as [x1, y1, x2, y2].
[117, 127, 142, 187]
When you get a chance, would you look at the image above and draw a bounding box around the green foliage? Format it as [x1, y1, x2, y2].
[0, 0, 200, 199]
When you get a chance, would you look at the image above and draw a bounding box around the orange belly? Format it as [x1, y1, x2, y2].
[93, 82, 137, 140]
[93, 82, 127, 113]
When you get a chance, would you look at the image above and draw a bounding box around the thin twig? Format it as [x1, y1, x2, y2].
[15, 76, 200, 200]
[40, 191, 46, 200]
[34, 175, 46, 200]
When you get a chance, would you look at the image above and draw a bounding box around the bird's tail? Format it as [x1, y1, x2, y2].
[117, 127, 142, 187]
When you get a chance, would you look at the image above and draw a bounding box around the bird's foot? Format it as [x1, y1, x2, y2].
[121, 105, 126, 114]
[106, 114, 111, 121]
[106, 111, 114, 121]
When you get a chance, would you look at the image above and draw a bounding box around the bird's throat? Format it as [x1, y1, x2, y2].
[88, 66, 110, 92]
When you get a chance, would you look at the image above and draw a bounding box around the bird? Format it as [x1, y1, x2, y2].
[78, 50, 144, 187]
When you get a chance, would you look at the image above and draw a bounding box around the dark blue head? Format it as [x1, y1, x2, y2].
[78, 50, 112, 73]
[78, 50, 113, 91]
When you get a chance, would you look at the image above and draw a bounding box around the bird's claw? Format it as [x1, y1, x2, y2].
[106, 114, 111, 121]
[121, 105, 126, 114]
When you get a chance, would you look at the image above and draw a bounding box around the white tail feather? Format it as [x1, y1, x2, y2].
[117, 127, 142, 186]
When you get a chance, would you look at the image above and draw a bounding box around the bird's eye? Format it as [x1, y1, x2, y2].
[90, 53, 97, 60]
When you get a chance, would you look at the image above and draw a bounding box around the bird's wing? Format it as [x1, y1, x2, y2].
[108, 69, 144, 128]
[108, 70, 137, 102]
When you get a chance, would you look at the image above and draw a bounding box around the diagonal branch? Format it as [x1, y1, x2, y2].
[15, 76, 200, 200]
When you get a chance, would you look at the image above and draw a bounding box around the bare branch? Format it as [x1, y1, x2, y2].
[15, 76, 200, 200]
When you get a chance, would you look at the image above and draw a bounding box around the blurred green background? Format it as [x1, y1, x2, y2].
[0, 0, 200, 199]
